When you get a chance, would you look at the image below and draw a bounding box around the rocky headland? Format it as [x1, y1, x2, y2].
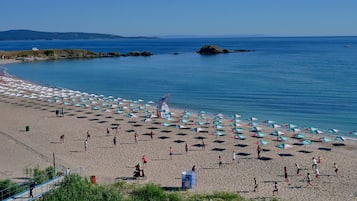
[0, 49, 153, 62]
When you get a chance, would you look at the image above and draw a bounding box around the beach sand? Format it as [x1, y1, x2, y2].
[0, 67, 356, 201]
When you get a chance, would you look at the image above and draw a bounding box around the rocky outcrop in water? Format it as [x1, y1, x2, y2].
[197, 45, 253, 55]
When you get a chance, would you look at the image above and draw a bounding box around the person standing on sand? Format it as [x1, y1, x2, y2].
[257, 144, 262, 159]
[60, 108, 64, 117]
[333, 162, 338, 176]
[253, 177, 258, 192]
[295, 163, 302, 175]
[84, 139, 88, 151]
[170, 146, 173, 160]
[312, 157, 318, 169]
[150, 130, 154, 140]
[113, 136, 117, 146]
[306, 172, 313, 186]
[142, 155, 148, 165]
[115, 126, 120, 135]
[272, 181, 278, 196]
[192, 165, 196, 172]
[86, 130, 91, 140]
[284, 166, 289, 183]
[134, 133, 138, 144]
[185, 143, 188, 154]
[232, 150, 236, 162]
[201, 139, 205, 150]
[218, 155, 223, 168]
[315, 167, 320, 178]
[106, 127, 110, 136]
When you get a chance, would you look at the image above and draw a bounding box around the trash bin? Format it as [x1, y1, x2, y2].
[181, 171, 196, 189]
[90, 175, 96, 184]
[26, 126, 30, 132]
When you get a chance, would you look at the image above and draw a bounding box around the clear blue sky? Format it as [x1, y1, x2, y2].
[1, 0, 356, 37]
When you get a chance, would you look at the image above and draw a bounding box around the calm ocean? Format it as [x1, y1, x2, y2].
[2, 37, 357, 136]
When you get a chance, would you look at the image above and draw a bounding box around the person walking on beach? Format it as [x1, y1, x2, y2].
[315, 167, 320, 178]
[284, 166, 289, 183]
[150, 130, 154, 140]
[218, 155, 223, 168]
[333, 162, 338, 176]
[257, 144, 262, 159]
[60, 108, 64, 117]
[185, 143, 188, 154]
[232, 150, 236, 162]
[295, 163, 302, 175]
[312, 157, 318, 169]
[253, 177, 258, 192]
[60, 134, 65, 143]
[272, 181, 278, 196]
[86, 130, 91, 140]
[84, 139, 88, 151]
[142, 155, 148, 165]
[106, 127, 110, 136]
[192, 165, 197, 172]
[115, 126, 121, 135]
[134, 133, 138, 144]
[306, 172, 313, 186]
[169, 146, 173, 160]
[201, 139, 205, 150]
[113, 136, 117, 146]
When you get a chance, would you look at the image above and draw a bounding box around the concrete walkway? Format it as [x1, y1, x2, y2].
[3, 176, 64, 201]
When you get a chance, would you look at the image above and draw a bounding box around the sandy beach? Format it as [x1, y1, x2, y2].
[1, 59, 356, 201]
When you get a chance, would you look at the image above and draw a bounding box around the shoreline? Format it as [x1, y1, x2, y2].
[1, 72, 357, 201]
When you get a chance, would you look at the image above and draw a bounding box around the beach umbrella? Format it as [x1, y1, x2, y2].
[252, 132, 266, 138]
[319, 137, 331, 142]
[232, 127, 243, 134]
[305, 127, 323, 134]
[231, 118, 242, 123]
[269, 123, 281, 129]
[214, 131, 225, 136]
[234, 134, 246, 140]
[176, 125, 187, 129]
[276, 136, 289, 142]
[300, 139, 312, 145]
[275, 143, 293, 149]
[334, 136, 345, 141]
[230, 123, 241, 128]
[290, 127, 301, 132]
[162, 122, 171, 127]
[250, 126, 262, 132]
[349, 131, 357, 136]
[192, 127, 205, 133]
[180, 118, 189, 124]
[328, 128, 339, 134]
[214, 125, 225, 130]
[293, 133, 306, 139]
[264, 120, 275, 124]
[257, 139, 269, 145]
[270, 130, 284, 136]
[248, 117, 258, 121]
[232, 114, 241, 119]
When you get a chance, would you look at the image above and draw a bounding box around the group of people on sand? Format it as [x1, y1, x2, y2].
[250, 156, 341, 197]
[55, 108, 64, 117]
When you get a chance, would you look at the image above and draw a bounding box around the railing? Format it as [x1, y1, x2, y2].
[0, 167, 82, 201]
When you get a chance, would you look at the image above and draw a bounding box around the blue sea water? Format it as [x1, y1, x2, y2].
[2, 37, 357, 136]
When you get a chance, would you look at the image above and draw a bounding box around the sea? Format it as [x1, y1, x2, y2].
[1, 37, 357, 137]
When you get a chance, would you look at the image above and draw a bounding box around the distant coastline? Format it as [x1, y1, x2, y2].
[0, 49, 153, 62]
[0, 29, 156, 41]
